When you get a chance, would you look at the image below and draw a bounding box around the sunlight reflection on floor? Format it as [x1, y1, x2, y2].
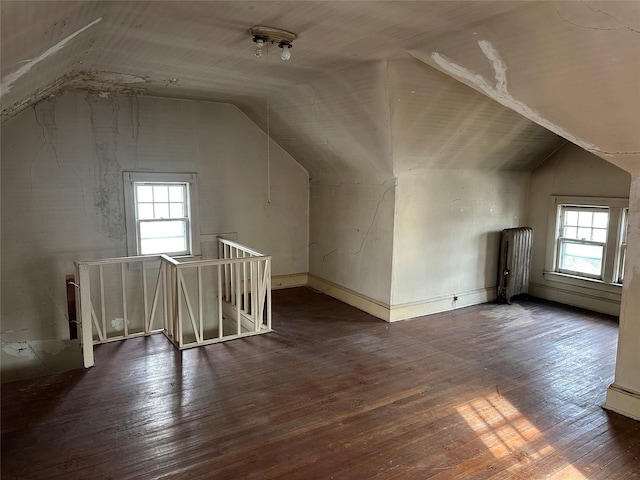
[456, 392, 587, 478]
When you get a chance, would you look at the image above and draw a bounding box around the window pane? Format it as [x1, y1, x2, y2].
[564, 210, 578, 226]
[592, 228, 607, 243]
[153, 185, 169, 202]
[577, 228, 591, 240]
[169, 203, 184, 218]
[563, 226, 577, 239]
[140, 220, 185, 238]
[559, 241, 603, 276]
[154, 203, 169, 219]
[593, 212, 608, 228]
[169, 185, 185, 202]
[138, 203, 154, 220]
[127, 173, 197, 256]
[577, 211, 593, 227]
[140, 237, 187, 255]
[139, 220, 186, 254]
[137, 185, 153, 202]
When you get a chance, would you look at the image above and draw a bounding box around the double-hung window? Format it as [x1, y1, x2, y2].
[556, 206, 609, 278]
[124, 172, 200, 257]
[547, 196, 628, 285]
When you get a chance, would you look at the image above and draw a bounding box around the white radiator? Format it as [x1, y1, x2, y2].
[497, 227, 533, 304]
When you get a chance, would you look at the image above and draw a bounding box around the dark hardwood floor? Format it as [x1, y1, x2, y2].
[2, 287, 639, 479]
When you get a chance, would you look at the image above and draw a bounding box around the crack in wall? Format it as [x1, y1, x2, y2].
[29, 104, 54, 215]
[352, 183, 395, 256]
[321, 248, 338, 274]
[128, 96, 141, 168]
[33, 103, 61, 168]
[407, 128, 465, 172]
[86, 93, 125, 241]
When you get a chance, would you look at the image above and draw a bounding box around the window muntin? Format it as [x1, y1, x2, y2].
[135, 183, 189, 255]
[556, 206, 609, 278]
[124, 172, 199, 257]
[547, 197, 629, 286]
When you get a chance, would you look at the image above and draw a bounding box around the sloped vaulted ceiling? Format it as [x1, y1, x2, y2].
[1, 1, 638, 176]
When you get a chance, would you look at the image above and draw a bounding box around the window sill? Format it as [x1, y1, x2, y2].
[543, 271, 622, 294]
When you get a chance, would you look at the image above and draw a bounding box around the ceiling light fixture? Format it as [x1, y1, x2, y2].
[250, 26, 296, 61]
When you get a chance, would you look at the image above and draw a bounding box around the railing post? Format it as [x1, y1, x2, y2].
[142, 260, 149, 333]
[251, 259, 258, 330]
[236, 261, 241, 335]
[78, 263, 94, 368]
[99, 265, 106, 340]
[121, 263, 128, 337]
[198, 266, 203, 344]
[266, 258, 272, 330]
[177, 268, 183, 348]
[242, 251, 247, 314]
[163, 261, 171, 338]
[217, 263, 223, 339]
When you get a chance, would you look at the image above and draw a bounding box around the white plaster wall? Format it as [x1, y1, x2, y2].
[308, 177, 395, 305]
[391, 169, 529, 309]
[607, 175, 640, 418]
[1, 91, 308, 378]
[527, 143, 631, 314]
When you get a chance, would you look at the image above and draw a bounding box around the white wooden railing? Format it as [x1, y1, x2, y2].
[76, 239, 272, 367]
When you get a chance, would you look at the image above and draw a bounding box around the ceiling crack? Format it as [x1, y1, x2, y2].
[553, 7, 623, 31]
[583, 4, 640, 34]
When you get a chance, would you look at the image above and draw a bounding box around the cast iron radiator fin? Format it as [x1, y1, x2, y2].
[498, 227, 533, 304]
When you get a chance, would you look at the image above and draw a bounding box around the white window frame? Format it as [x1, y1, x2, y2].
[545, 196, 628, 286]
[617, 208, 629, 284]
[555, 205, 609, 279]
[123, 172, 200, 257]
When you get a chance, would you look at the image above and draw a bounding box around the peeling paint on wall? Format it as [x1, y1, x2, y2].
[1, 70, 149, 124]
[68, 70, 148, 91]
[111, 317, 127, 330]
[33, 102, 59, 164]
[2, 342, 37, 359]
[425, 40, 614, 157]
[128, 96, 141, 167]
[0, 17, 102, 96]
[86, 93, 125, 240]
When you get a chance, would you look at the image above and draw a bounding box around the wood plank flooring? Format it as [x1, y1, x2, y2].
[2, 287, 639, 479]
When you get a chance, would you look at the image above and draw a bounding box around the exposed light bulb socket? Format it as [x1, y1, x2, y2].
[279, 42, 292, 61]
[253, 36, 265, 57]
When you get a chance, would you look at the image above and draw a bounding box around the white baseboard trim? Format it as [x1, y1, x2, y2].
[529, 282, 621, 316]
[272, 273, 309, 290]
[307, 275, 391, 321]
[307, 275, 496, 323]
[604, 384, 640, 421]
[389, 287, 497, 322]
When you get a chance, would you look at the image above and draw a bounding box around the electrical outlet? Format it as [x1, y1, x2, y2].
[453, 295, 458, 302]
